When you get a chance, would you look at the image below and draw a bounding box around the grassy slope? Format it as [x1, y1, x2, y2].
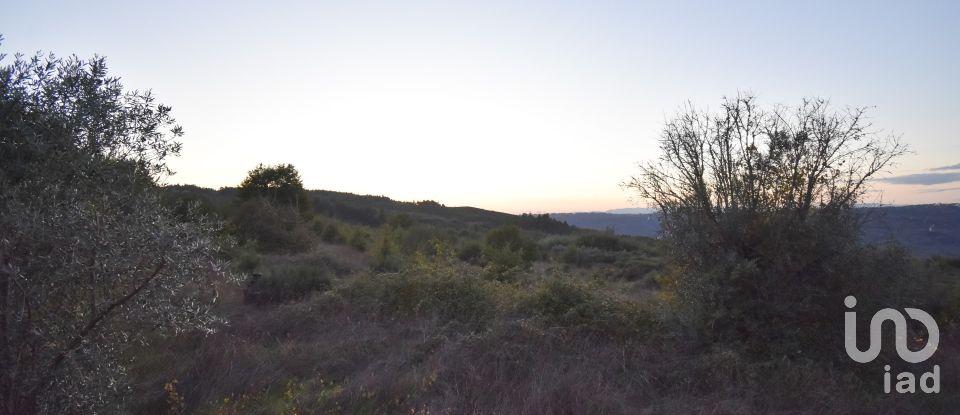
[133, 186, 960, 414]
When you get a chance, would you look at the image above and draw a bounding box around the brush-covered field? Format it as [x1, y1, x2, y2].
[119, 186, 960, 414]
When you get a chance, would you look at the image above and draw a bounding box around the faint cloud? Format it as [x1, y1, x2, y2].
[930, 163, 960, 171]
[876, 172, 960, 186]
[920, 187, 960, 193]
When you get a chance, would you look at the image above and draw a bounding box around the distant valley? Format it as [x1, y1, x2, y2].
[552, 204, 960, 257]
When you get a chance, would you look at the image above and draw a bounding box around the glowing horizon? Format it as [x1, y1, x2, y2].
[3, 1, 958, 214]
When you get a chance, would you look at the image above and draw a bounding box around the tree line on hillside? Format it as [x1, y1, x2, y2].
[223, 162, 618, 302]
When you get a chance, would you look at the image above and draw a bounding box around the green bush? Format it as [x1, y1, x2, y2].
[234, 248, 261, 273]
[523, 278, 655, 339]
[232, 199, 313, 253]
[386, 213, 413, 228]
[244, 261, 333, 305]
[608, 257, 663, 281]
[559, 246, 618, 267]
[482, 225, 538, 281]
[397, 223, 448, 256]
[457, 241, 484, 265]
[348, 229, 371, 252]
[159, 187, 217, 223]
[340, 266, 506, 329]
[575, 232, 637, 252]
[922, 256, 960, 325]
[320, 222, 344, 243]
[660, 237, 928, 359]
[371, 227, 402, 272]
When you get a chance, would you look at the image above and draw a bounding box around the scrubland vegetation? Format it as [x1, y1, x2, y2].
[3, 44, 960, 414]
[124, 167, 960, 414]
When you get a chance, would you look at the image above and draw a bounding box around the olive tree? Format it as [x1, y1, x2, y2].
[625, 94, 909, 356]
[0, 41, 232, 414]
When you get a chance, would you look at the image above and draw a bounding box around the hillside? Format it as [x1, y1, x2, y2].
[163, 185, 573, 234]
[165, 185, 959, 257]
[133, 182, 960, 414]
[550, 211, 661, 237]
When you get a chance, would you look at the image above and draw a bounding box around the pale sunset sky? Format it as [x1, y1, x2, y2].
[3, 1, 958, 213]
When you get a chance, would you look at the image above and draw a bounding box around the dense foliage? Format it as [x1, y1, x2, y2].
[0, 44, 230, 414]
[237, 163, 307, 209]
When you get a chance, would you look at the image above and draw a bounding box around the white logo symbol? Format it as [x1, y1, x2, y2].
[844, 295, 939, 363]
[844, 295, 942, 394]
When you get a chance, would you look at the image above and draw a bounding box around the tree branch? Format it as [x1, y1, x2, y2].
[26, 260, 166, 400]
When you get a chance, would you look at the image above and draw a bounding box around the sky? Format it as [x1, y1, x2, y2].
[2, 0, 959, 213]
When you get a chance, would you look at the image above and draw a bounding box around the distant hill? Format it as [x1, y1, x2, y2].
[161, 185, 573, 234]
[550, 212, 662, 237]
[163, 185, 957, 256]
[604, 207, 658, 215]
[552, 204, 960, 257]
[306, 189, 512, 228]
[859, 204, 960, 257]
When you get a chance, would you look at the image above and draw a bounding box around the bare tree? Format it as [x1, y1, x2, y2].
[627, 94, 906, 255]
[1, 42, 233, 413]
[624, 94, 908, 354]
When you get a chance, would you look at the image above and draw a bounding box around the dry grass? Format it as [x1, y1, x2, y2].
[121, 245, 960, 414]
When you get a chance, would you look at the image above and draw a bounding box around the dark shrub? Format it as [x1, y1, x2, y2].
[387, 213, 414, 228]
[560, 246, 618, 267]
[340, 267, 506, 330]
[349, 229, 371, 252]
[371, 227, 402, 272]
[160, 187, 217, 223]
[244, 261, 333, 305]
[524, 278, 654, 339]
[457, 241, 484, 265]
[576, 232, 637, 252]
[232, 198, 313, 253]
[482, 225, 538, 281]
[234, 249, 261, 273]
[610, 258, 663, 281]
[320, 222, 344, 243]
